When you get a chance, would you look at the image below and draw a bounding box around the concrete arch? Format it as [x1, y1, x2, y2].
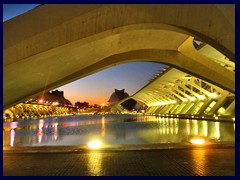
[3, 4, 235, 109]
[4, 4, 234, 63]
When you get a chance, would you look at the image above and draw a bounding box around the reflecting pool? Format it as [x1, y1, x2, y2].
[3, 114, 235, 147]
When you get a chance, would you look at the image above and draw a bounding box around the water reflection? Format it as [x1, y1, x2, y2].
[193, 120, 198, 136]
[3, 115, 235, 147]
[186, 119, 190, 135]
[203, 121, 208, 137]
[175, 119, 179, 134]
[53, 122, 58, 141]
[10, 129, 15, 147]
[215, 122, 220, 140]
[101, 116, 106, 137]
[9, 122, 18, 147]
[37, 119, 44, 144]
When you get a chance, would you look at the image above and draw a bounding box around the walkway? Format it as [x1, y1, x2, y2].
[3, 143, 235, 176]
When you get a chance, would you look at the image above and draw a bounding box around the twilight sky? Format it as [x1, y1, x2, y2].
[3, 4, 167, 105]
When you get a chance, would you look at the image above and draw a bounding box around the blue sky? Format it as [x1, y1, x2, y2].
[3, 4, 41, 21]
[3, 4, 166, 105]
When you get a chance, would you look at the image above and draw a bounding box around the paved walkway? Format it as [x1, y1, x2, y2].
[3, 143, 235, 176]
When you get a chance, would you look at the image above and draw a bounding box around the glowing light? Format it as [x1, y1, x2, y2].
[181, 98, 188, 102]
[197, 94, 206, 100]
[232, 118, 235, 121]
[10, 122, 18, 129]
[188, 96, 196, 101]
[152, 100, 176, 106]
[39, 99, 44, 103]
[190, 138, 205, 145]
[38, 129, 43, 143]
[88, 140, 102, 149]
[10, 129, 15, 147]
[38, 119, 44, 144]
[209, 93, 218, 98]
[52, 102, 59, 106]
[38, 119, 44, 129]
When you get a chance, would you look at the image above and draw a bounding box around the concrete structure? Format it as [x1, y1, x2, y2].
[31, 90, 72, 106]
[108, 66, 234, 118]
[3, 103, 74, 120]
[107, 89, 140, 112]
[3, 4, 235, 109]
[133, 67, 235, 117]
[108, 89, 130, 104]
[3, 145, 235, 176]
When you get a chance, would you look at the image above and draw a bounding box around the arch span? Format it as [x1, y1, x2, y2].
[3, 4, 235, 109]
[4, 4, 234, 63]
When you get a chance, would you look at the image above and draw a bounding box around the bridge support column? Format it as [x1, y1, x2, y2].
[179, 102, 194, 114]
[186, 101, 201, 115]
[172, 103, 186, 114]
[196, 98, 212, 115]
[207, 91, 229, 115]
[222, 100, 235, 116]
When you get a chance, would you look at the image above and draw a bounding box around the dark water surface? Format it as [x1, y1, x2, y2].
[3, 114, 235, 147]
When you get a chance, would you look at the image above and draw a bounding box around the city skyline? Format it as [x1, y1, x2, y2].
[3, 4, 167, 105]
[55, 62, 166, 105]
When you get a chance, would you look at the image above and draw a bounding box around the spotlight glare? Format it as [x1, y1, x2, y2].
[88, 140, 102, 149]
[190, 138, 205, 145]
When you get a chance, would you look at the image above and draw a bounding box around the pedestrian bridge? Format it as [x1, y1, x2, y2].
[3, 4, 235, 110]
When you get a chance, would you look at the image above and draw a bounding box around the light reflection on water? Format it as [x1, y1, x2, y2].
[3, 114, 235, 147]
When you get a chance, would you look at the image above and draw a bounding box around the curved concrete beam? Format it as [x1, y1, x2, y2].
[4, 28, 234, 109]
[3, 5, 235, 109]
[4, 4, 234, 64]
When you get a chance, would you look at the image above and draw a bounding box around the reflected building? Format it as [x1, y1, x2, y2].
[137, 117, 235, 144]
